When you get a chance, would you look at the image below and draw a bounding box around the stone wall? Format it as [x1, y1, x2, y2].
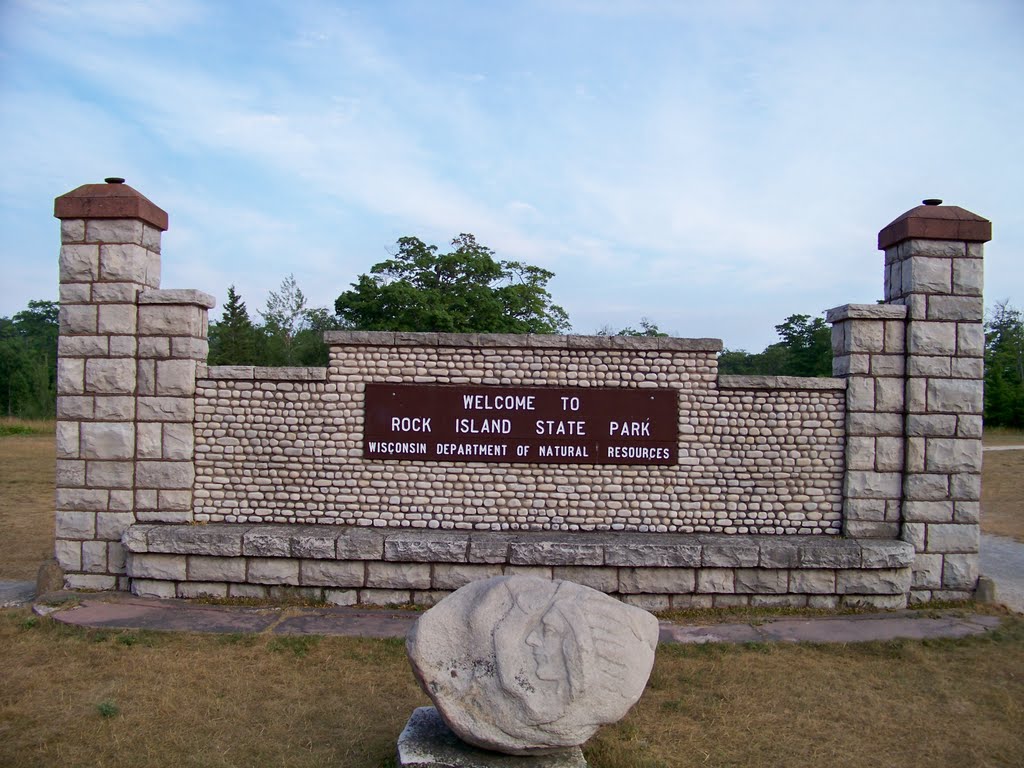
[50, 181, 992, 607]
[192, 344, 846, 535]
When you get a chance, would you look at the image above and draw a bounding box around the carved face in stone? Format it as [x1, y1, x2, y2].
[492, 580, 585, 724]
[407, 575, 660, 755]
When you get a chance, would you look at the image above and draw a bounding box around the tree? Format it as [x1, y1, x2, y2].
[772, 314, 832, 377]
[0, 299, 58, 418]
[291, 306, 338, 367]
[335, 234, 571, 334]
[596, 318, 667, 337]
[719, 312, 832, 377]
[208, 286, 257, 366]
[259, 274, 308, 365]
[984, 300, 1024, 428]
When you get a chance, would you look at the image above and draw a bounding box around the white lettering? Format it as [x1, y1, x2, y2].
[606, 446, 671, 460]
[534, 420, 587, 436]
[455, 418, 512, 434]
[367, 441, 428, 455]
[462, 394, 536, 411]
[538, 445, 590, 458]
[390, 416, 432, 433]
[609, 419, 651, 437]
[436, 443, 509, 457]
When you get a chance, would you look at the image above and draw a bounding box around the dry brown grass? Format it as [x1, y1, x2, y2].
[0, 611, 429, 767]
[981, 449, 1024, 542]
[983, 427, 1024, 447]
[0, 611, 1021, 768]
[589, 619, 1024, 768]
[0, 432, 55, 580]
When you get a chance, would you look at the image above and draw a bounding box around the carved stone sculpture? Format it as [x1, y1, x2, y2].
[406, 575, 660, 755]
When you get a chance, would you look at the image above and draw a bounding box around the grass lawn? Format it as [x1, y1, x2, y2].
[982, 427, 1024, 447]
[0, 423, 55, 580]
[982, 427, 1024, 542]
[1, 422, 1023, 766]
[0, 609, 1021, 768]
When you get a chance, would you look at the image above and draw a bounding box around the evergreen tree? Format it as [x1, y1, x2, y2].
[984, 300, 1024, 428]
[208, 285, 257, 365]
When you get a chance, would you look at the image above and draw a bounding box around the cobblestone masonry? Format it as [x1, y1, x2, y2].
[51, 182, 990, 606]
[193, 347, 846, 535]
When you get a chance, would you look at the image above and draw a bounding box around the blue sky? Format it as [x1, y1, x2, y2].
[1, 0, 1021, 352]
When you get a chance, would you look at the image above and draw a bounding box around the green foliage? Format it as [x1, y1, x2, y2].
[596, 318, 667, 337]
[719, 313, 832, 377]
[984, 300, 1024, 428]
[208, 280, 338, 367]
[0, 299, 58, 418]
[96, 701, 119, 718]
[208, 285, 257, 366]
[334, 234, 571, 334]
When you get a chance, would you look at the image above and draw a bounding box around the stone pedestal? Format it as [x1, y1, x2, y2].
[397, 708, 587, 768]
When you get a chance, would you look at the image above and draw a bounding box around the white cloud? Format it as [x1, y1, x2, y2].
[1, 0, 1021, 348]
[13, 0, 206, 35]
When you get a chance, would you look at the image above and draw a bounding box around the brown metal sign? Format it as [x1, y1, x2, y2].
[363, 384, 678, 465]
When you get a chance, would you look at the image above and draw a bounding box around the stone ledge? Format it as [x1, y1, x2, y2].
[139, 288, 216, 308]
[201, 366, 328, 381]
[123, 524, 913, 570]
[322, 331, 724, 352]
[123, 550, 912, 598]
[826, 304, 908, 323]
[718, 375, 847, 391]
[127, 577, 911, 610]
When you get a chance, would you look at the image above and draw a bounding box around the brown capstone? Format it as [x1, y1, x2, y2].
[877, 203, 991, 250]
[55, 180, 168, 231]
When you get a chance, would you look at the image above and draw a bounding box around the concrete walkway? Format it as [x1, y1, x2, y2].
[20, 591, 1004, 645]
[981, 533, 1024, 614]
[983, 444, 1024, 451]
[0, 580, 35, 608]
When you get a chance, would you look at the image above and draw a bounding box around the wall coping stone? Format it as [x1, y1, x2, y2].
[139, 289, 216, 309]
[825, 304, 909, 323]
[123, 524, 913, 570]
[322, 331, 724, 352]
[717, 375, 846, 391]
[201, 366, 328, 381]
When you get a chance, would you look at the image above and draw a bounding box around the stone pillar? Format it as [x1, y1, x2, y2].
[827, 303, 908, 538]
[879, 201, 990, 602]
[54, 179, 165, 589]
[53, 179, 213, 590]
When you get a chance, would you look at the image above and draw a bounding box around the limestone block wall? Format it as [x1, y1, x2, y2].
[827, 303, 909, 539]
[192, 344, 846, 535]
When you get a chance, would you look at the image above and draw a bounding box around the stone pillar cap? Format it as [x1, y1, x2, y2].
[878, 201, 990, 250]
[54, 178, 168, 231]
